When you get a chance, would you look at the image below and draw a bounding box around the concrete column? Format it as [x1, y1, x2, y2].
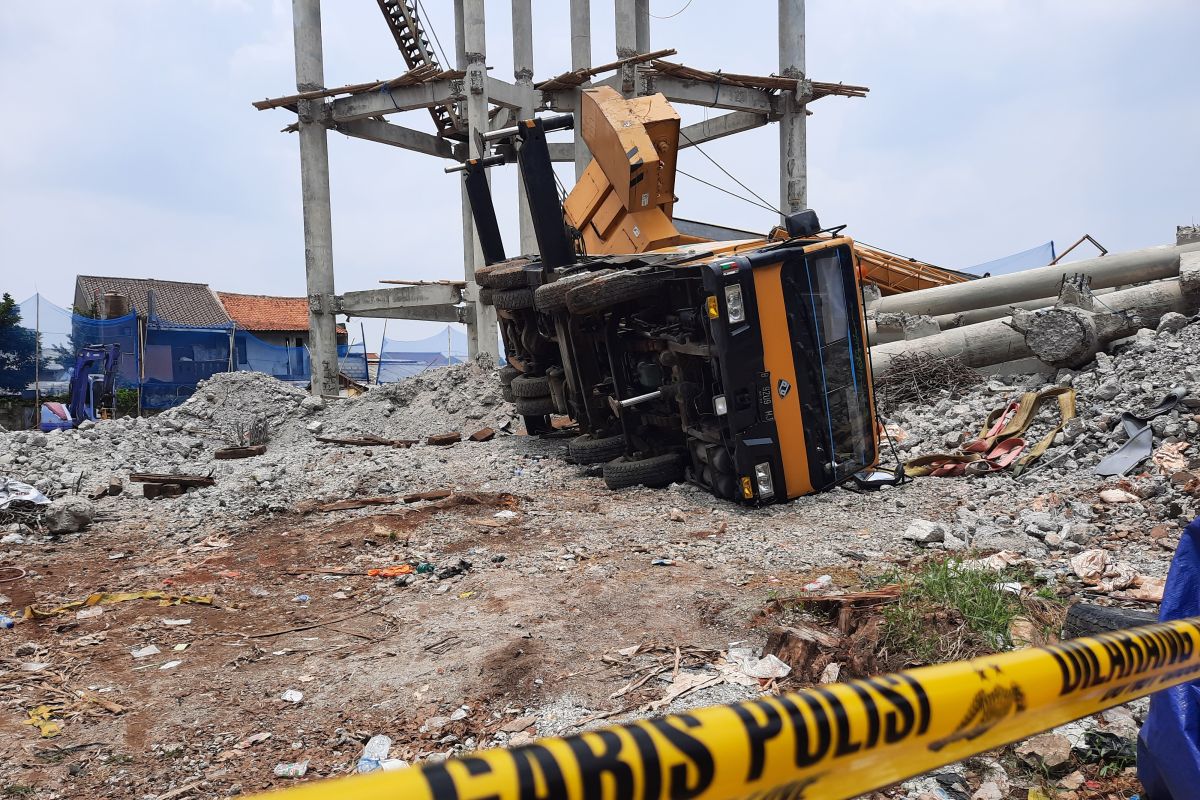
[615, 0, 637, 97]
[570, 0, 592, 178]
[512, 0, 538, 256]
[291, 0, 340, 397]
[635, 0, 650, 53]
[876, 241, 1200, 318]
[463, 0, 499, 361]
[454, 1, 476, 287]
[778, 0, 807, 213]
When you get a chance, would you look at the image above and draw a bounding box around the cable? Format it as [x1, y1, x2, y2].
[415, 0, 451, 69]
[651, 0, 695, 19]
[676, 169, 781, 216]
[678, 129, 783, 216]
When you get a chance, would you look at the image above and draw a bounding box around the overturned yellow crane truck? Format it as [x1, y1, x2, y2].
[453, 86, 878, 504]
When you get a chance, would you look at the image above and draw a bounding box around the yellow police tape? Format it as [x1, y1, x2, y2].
[260, 617, 1200, 800]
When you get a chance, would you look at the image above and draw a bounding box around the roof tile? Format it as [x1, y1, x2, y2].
[76, 275, 230, 327]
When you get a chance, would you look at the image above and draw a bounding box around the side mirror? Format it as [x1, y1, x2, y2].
[784, 209, 820, 238]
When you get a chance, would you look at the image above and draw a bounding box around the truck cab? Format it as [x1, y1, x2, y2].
[457, 90, 878, 504]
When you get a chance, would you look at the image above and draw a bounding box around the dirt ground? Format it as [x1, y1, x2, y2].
[0, 468, 793, 799]
[0, 427, 1160, 800]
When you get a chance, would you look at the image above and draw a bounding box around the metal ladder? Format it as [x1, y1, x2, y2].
[375, 0, 462, 138]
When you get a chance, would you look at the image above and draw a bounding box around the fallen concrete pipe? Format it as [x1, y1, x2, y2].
[932, 287, 1121, 332]
[875, 242, 1200, 318]
[870, 276, 1198, 376]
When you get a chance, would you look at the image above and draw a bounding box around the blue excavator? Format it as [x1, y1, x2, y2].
[39, 344, 121, 432]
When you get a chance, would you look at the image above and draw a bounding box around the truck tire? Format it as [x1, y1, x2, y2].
[493, 288, 535, 310]
[489, 264, 531, 289]
[514, 394, 556, 416]
[502, 385, 515, 403]
[1063, 603, 1159, 639]
[566, 269, 666, 315]
[498, 365, 520, 386]
[511, 374, 550, 398]
[475, 264, 500, 288]
[603, 453, 684, 489]
[479, 287, 494, 306]
[534, 269, 613, 312]
[568, 434, 626, 464]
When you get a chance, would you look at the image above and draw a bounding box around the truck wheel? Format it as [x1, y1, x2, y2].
[1062, 603, 1159, 639]
[514, 394, 556, 416]
[475, 264, 499, 288]
[479, 287, 494, 306]
[566, 269, 665, 315]
[603, 453, 684, 489]
[568, 434, 626, 464]
[493, 288, 535, 310]
[535, 269, 613, 312]
[498, 365, 520, 386]
[511, 374, 550, 398]
[489, 264, 530, 289]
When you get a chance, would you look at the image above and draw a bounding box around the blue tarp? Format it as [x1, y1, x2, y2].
[1137, 514, 1200, 799]
[233, 330, 369, 384]
[964, 242, 1056, 277]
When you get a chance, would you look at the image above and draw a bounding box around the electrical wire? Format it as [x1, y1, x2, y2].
[678, 129, 783, 217]
[651, 0, 695, 19]
[676, 168, 781, 216]
[415, 0, 451, 69]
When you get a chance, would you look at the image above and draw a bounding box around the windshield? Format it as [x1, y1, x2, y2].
[780, 246, 874, 481]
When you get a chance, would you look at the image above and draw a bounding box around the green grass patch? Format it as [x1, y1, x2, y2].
[877, 557, 1058, 667]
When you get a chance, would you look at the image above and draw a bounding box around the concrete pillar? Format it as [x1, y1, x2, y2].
[876, 241, 1200, 318]
[462, 0, 499, 362]
[570, 0, 592, 178]
[512, 0, 538, 256]
[615, 0, 637, 97]
[778, 0, 807, 213]
[635, 0, 650, 53]
[291, 0, 340, 397]
[870, 277, 1197, 376]
[454, 2, 476, 284]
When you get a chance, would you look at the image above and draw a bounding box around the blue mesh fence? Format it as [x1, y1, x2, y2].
[141, 317, 234, 409]
[14, 295, 139, 394]
[13, 294, 378, 411]
[376, 326, 470, 383]
[234, 331, 369, 384]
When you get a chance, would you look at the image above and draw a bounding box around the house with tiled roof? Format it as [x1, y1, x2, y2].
[74, 275, 230, 327]
[217, 292, 347, 377]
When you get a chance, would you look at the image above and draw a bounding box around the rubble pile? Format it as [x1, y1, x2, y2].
[320, 358, 513, 440]
[0, 360, 516, 523]
[885, 317, 1200, 578]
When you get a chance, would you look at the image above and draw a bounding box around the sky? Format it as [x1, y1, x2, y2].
[2, 0, 1198, 350]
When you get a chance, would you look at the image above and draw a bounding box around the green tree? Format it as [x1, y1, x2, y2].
[0, 294, 37, 395]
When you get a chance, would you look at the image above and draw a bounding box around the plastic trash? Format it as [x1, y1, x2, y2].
[1137, 514, 1200, 799]
[356, 734, 392, 773]
[292, 594, 310, 603]
[0, 614, 14, 629]
[274, 760, 309, 778]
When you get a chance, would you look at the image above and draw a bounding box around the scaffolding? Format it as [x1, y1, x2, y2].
[261, 0, 865, 395]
